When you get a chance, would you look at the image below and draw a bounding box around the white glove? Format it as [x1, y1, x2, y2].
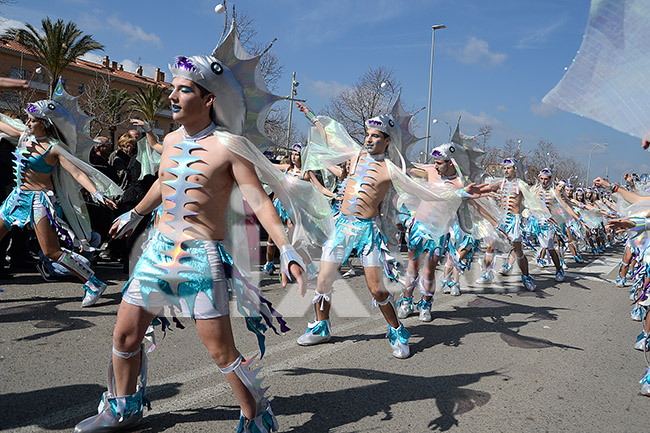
[279, 244, 306, 281]
[113, 209, 145, 238]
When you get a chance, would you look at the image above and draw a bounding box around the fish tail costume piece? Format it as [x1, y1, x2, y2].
[0, 86, 122, 296]
[75, 18, 335, 433]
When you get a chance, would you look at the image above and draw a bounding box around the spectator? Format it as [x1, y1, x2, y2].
[128, 128, 140, 141]
[89, 137, 119, 183]
[109, 133, 136, 188]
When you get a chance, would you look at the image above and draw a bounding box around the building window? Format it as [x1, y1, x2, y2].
[153, 119, 158, 129]
[38, 73, 45, 83]
[10, 66, 26, 79]
[78, 82, 84, 95]
[169, 122, 175, 132]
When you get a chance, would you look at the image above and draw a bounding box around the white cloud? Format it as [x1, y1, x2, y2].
[516, 18, 566, 49]
[444, 109, 502, 127]
[120, 58, 161, 80]
[496, 105, 508, 112]
[80, 52, 104, 64]
[106, 17, 161, 47]
[307, 79, 350, 99]
[453, 36, 507, 66]
[529, 96, 557, 117]
[0, 16, 27, 35]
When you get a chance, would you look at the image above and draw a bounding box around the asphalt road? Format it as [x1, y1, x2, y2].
[1, 244, 648, 432]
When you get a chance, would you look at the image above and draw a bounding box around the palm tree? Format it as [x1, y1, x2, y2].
[130, 85, 168, 125]
[2, 18, 104, 95]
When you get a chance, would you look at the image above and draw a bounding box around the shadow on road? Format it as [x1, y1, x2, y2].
[407, 296, 581, 354]
[341, 295, 580, 355]
[0, 382, 183, 431]
[272, 367, 501, 432]
[0, 291, 122, 341]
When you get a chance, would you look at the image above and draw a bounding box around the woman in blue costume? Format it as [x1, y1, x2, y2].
[262, 143, 332, 278]
[0, 97, 119, 307]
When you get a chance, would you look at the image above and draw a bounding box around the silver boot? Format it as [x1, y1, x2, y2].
[220, 355, 278, 433]
[74, 346, 147, 432]
[386, 323, 410, 359]
[396, 296, 414, 319]
[296, 319, 332, 346]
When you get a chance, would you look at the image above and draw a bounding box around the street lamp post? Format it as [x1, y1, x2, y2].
[424, 24, 446, 158]
[380, 81, 396, 108]
[586, 143, 607, 185]
[35, 64, 53, 99]
[286, 71, 299, 148]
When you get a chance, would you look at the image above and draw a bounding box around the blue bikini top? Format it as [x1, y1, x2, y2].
[24, 144, 55, 174]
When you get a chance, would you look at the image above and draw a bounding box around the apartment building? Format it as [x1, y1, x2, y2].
[0, 38, 173, 139]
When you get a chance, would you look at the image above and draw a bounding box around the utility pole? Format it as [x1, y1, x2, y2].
[286, 71, 298, 148]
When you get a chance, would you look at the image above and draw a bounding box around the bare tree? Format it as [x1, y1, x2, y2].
[523, 139, 586, 184]
[476, 125, 492, 150]
[81, 76, 132, 144]
[263, 107, 305, 158]
[324, 66, 400, 143]
[2, 85, 38, 119]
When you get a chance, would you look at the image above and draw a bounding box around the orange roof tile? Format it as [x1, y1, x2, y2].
[0, 39, 171, 90]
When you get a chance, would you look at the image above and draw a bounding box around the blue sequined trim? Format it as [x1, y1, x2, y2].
[387, 324, 410, 345]
[272, 196, 291, 223]
[327, 215, 398, 281]
[306, 320, 330, 337]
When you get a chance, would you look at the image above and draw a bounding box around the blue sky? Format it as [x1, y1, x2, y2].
[0, 0, 645, 184]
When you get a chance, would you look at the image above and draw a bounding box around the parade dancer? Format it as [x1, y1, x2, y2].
[430, 141, 483, 298]
[294, 106, 413, 357]
[574, 188, 600, 254]
[296, 94, 448, 357]
[396, 146, 459, 321]
[560, 181, 585, 262]
[533, 168, 582, 282]
[262, 143, 329, 279]
[0, 84, 121, 307]
[608, 210, 650, 396]
[479, 156, 548, 291]
[74, 22, 319, 432]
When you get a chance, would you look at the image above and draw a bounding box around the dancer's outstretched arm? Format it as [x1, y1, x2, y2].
[231, 148, 306, 295]
[56, 151, 117, 209]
